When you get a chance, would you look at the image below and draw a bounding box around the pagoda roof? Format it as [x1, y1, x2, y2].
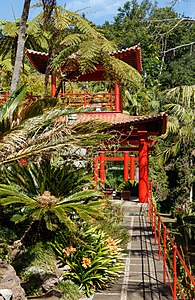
[26, 45, 142, 79]
[75, 111, 167, 137]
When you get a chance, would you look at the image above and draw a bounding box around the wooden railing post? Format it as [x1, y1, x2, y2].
[173, 245, 177, 300]
[94, 156, 99, 185]
[163, 226, 167, 284]
[110, 90, 113, 111]
[99, 151, 105, 185]
[83, 89, 87, 106]
[5, 91, 9, 100]
[29, 91, 33, 102]
[153, 207, 157, 245]
[158, 215, 161, 260]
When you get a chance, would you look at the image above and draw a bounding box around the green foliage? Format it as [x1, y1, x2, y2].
[118, 180, 138, 194]
[149, 155, 169, 205]
[0, 227, 18, 260]
[0, 84, 27, 134]
[52, 224, 124, 296]
[15, 242, 57, 296]
[0, 159, 92, 198]
[17, 242, 57, 275]
[0, 159, 105, 242]
[94, 201, 129, 249]
[57, 280, 85, 300]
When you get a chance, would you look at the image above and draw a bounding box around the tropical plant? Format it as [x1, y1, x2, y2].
[118, 180, 138, 194]
[0, 159, 93, 198]
[0, 84, 113, 166]
[10, 0, 31, 93]
[159, 85, 195, 208]
[52, 224, 123, 296]
[0, 181, 104, 243]
[0, 152, 106, 244]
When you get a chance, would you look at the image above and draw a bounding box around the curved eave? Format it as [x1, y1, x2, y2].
[26, 49, 48, 74]
[111, 45, 142, 73]
[76, 112, 168, 136]
[26, 45, 143, 76]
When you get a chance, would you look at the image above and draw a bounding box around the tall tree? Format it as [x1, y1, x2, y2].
[10, 0, 31, 94]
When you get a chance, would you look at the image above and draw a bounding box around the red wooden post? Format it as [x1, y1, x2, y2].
[173, 245, 177, 300]
[163, 226, 167, 284]
[158, 215, 161, 260]
[153, 208, 157, 245]
[84, 89, 87, 106]
[130, 155, 135, 181]
[51, 73, 56, 97]
[114, 82, 121, 112]
[124, 151, 129, 181]
[138, 132, 149, 203]
[110, 90, 113, 111]
[100, 151, 105, 185]
[29, 91, 33, 102]
[5, 91, 9, 100]
[94, 156, 99, 185]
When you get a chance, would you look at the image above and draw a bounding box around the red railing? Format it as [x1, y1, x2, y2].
[0, 91, 9, 102]
[0, 90, 115, 111]
[59, 90, 115, 111]
[148, 184, 195, 299]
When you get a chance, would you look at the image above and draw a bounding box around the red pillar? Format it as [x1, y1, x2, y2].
[114, 82, 121, 112]
[130, 155, 135, 181]
[51, 73, 56, 97]
[100, 151, 105, 185]
[124, 151, 129, 181]
[83, 89, 87, 106]
[138, 132, 149, 203]
[94, 156, 99, 185]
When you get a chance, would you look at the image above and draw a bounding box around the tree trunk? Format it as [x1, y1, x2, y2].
[10, 0, 31, 94]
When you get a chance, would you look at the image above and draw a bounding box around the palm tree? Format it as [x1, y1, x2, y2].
[162, 85, 195, 161]
[9, 0, 57, 93]
[160, 85, 195, 207]
[10, 0, 31, 93]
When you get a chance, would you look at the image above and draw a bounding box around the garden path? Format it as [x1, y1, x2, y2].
[93, 200, 172, 300]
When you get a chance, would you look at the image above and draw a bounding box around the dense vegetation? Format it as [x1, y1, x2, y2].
[0, 0, 194, 298]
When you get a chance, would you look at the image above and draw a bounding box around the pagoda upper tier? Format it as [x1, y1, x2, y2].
[26, 45, 142, 81]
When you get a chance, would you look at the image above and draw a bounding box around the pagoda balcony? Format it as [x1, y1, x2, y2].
[0, 89, 121, 112]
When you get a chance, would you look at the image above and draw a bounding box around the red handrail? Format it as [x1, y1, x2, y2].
[0, 90, 116, 111]
[148, 184, 195, 299]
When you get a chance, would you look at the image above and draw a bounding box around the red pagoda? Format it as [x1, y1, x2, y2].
[26, 45, 167, 203]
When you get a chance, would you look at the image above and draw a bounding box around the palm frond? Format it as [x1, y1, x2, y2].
[59, 190, 103, 205]
[0, 85, 27, 124]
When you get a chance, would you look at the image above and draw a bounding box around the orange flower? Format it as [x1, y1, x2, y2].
[105, 238, 119, 253]
[18, 157, 28, 167]
[107, 238, 116, 247]
[69, 245, 76, 254]
[62, 245, 77, 257]
[82, 257, 91, 269]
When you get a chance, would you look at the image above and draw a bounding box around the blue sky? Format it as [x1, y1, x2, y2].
[0, 0, 195, 25]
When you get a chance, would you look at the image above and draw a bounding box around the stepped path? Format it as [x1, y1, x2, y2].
[93, 200, 172, 300]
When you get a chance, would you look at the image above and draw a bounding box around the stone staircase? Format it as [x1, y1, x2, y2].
[93, 200, 172, 300]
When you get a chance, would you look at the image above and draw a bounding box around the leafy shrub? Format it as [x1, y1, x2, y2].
[57, 280, 85, 300]
[0, 227, 18, 260]
[95, 201, 129, 249]
[52, 224, 124, 296]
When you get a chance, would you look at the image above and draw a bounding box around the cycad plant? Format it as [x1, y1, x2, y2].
[0, 159, 104, 244]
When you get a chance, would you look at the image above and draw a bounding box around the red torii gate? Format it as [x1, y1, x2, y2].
[94, 152, 138, 183]
[76, 112, 167, 203]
